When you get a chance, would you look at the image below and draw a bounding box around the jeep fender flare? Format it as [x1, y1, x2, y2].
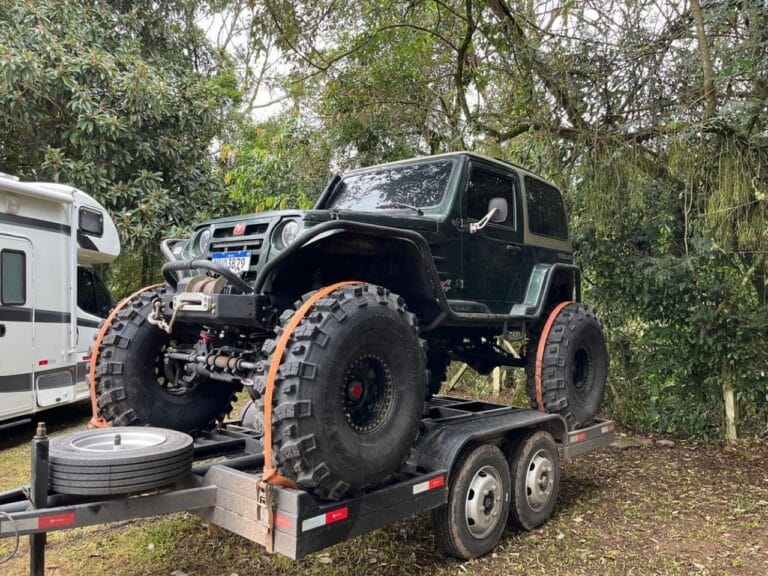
[253, 220, 453, 324]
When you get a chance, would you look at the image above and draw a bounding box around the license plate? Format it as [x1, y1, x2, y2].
[211, 251, 251, 274]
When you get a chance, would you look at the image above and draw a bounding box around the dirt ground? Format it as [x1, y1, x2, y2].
[0, 401, 766, 576]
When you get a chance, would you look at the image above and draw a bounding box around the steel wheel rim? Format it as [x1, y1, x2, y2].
[69, 430, 168, 452]
[341, 353, 394, 434]
[525, 449, 555, 511]
[465, 465, 504, 539]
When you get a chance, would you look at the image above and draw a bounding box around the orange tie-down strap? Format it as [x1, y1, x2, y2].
[534, 301, 572, 412]
[87, 284, 165, 429]
[260, 281, 361, 488]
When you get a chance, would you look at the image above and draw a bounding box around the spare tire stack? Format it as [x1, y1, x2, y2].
[48, 427, 194, 496]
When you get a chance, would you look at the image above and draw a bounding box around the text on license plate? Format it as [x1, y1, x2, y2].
[211, 251, 251, 274]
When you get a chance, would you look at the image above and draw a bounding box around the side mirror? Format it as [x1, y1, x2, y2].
[488, 197, 508, 223]
[470, 198, 508, 233]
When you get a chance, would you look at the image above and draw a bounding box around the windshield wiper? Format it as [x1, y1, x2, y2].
[375, 202, 424, 215]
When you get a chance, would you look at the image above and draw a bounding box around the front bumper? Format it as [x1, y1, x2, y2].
[160, 292, 273, 329]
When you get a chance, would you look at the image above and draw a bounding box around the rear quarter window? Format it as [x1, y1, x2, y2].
[525, 176, 568, 240]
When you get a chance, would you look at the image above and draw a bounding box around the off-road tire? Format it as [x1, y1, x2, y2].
[525, 303, 607, 429]
[96, 287, 239, 434]
[256, 283, 427, 500]
[433, 444, 511, 559]
[48, 427, 193, 496]
[505, 430, 560, 530]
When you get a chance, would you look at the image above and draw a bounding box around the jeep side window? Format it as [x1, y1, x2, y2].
[466, 168, 516, 229]
[525, 176, 568, 239]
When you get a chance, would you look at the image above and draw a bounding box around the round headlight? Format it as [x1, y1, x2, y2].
[196, 229, 211, 254]
[280, 220, 300, 247]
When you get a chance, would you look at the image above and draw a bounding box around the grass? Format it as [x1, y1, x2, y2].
[1, 395, 767, 575]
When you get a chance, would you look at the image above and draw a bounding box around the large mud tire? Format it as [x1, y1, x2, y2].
[525, 303, 608, 429]
[257, 283, 427, 500]
[96, 287, 239, 433]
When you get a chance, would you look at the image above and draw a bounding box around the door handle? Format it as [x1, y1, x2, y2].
[506, 244, 521, 253]
[0, 324, 5, 337]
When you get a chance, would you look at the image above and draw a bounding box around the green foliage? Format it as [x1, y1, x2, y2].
[0, 0, 239, 289]
[223, 116, 331, 211]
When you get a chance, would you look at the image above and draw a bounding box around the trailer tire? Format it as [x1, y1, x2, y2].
[96, 287, 239, 434]
[506, 430, 560, 530]
[525, 303, 607, 429]
[48, 427, 193, 496]
[433, 444, 511, 560]
[259, 283, 426, 500]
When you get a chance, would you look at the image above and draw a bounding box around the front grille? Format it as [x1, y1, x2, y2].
[207, 221, 271, 276]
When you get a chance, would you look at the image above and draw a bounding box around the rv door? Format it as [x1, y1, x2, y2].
[0, 235, 34, 419]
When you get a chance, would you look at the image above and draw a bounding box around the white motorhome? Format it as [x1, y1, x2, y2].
[0, 173, 120, 427]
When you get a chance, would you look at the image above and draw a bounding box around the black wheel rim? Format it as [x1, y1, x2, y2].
[341, 354, 394, 434]
[154, 338, 200, 396]
[571, 347, 593, 395]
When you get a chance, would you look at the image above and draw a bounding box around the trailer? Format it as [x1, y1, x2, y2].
[0, 396, 615, 574]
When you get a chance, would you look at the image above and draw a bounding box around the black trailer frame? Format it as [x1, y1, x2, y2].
[0, 396, 615, 574]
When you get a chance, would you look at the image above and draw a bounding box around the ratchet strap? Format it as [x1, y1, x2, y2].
[533, 301, 572, 412]
[260, 281, 361, 488]
[87, 284, 165, 429]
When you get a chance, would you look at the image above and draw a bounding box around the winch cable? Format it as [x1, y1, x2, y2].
[260, 281, 361, 488]
[533, 300, 572, 412]
[87, 284, 164, 430]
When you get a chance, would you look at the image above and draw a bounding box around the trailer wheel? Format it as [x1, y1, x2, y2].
[433, 444, 511, 560]
[48, 427, 193, 496]
[259, 283, 426, 500]
[506, 430, 560, 530]
[96, 287, 239, 433]
[526, 302, 608, 429]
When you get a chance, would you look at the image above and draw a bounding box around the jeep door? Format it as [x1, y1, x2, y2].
[458, 161, 525, 314]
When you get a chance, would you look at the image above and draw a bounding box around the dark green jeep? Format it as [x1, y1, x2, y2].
[95, 152, 607, 500]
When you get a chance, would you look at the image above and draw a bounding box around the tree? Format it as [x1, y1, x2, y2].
[0, 0, 241, 288]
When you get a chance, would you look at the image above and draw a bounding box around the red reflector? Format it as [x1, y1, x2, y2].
[575, 432, 587, 443]
[83, 355, 91, 361]
[233, 223, 246, 236]
[38, 359, 48, 366]
[428, 476, 445, 490]
[274, 513, 292, 530]
[39, 512, 75, 529]
[324, 507, 348, 525]
[607, 423, 616, 432]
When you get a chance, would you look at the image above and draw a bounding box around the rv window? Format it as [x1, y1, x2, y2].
[77, 267, 113, 318]
[1, 249, 26, 305]
[79, 207, 104, 237]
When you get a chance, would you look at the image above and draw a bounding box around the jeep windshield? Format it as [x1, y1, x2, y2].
[328, 159, 454, 211]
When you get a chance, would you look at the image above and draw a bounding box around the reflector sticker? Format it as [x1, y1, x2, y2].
[573, 432, 587, 443]
[413, 475, 446, 494]
[274, 513, 292, 531]
[601, 423, 616, 434]
[39, 512, 75, 529]
[301, 506, 349, 532]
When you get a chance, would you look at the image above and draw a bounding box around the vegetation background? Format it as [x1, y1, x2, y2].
[1, 0, 766, 438]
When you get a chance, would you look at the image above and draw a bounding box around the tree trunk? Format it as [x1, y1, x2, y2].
[690, 0, 717, 119]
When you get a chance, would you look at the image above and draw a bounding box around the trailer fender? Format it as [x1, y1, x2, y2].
[412, 411, 567, 482]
